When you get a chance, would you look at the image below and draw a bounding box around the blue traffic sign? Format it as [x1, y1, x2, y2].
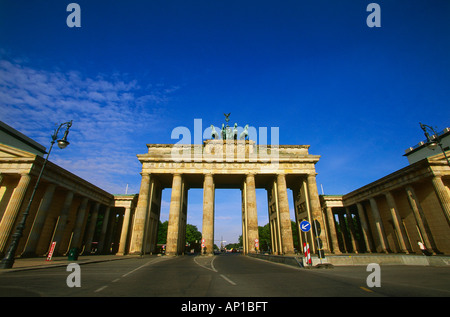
[300, 220, 311, 232]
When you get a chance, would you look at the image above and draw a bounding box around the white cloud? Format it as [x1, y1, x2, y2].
[0, 58, 178, 193]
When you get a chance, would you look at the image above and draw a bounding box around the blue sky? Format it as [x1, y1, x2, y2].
[1, 1, 449, 244]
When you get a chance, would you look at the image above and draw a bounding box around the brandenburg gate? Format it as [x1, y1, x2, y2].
[128, 116, 326, 256]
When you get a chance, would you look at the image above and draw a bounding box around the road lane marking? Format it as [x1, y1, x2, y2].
[122, 257, 169, 277]
[92, 256, 171, 293]
[193, 256, 217, 272]
[360, 286, 374, 293]
[94, 285, 108, 293]
[220, 274, 237, 286]
[194, 256, 237, 286]
[211, 256, 217, 272]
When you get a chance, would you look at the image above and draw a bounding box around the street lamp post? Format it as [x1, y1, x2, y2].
[0, 120, 73, 269]
[419, 123, 450, 167]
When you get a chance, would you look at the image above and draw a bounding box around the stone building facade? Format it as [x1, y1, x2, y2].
[320, 152, 450, 255]
[0, 121, 137, 259]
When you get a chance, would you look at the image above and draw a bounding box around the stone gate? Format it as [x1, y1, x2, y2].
[128, 136, 325, 256]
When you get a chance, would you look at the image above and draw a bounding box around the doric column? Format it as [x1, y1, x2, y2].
[167, 174, 183, 255]
[179, 187, 188, 254]
[306, 173, 330, 254]
[97, 206, 111, 254]
[117, 206, 132, 255]
[129, 173, 151, 254]
[404, 185, 438, 253]
[431, 176, 450, 226]
[105, 209, 118, 254]
[83, 202, 100, 254]
[245, 173, 259, 253]
[345, 207, 359, 253]
[71, 197, 89, 250]
[356, 202, 374, 253]
[21, 183, 56, 257]
[148, 185, 163, 254]
[276, 174, 294, 254]
[337, 211, 350, 252]
[202, 173, 215, 256]
[325, 207, 341, 254]
[52, 190, 74, 255]
[242, 183, 248, 254]
[0, 173, 31, 255]
[384, 191, 410, 253]
[369, 198, 389, 253]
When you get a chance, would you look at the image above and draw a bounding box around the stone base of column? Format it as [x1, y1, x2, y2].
[127, 251, 144, 256]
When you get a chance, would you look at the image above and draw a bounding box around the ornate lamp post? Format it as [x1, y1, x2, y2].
[419, 122, 450, 166]
[0, 120, 73, 269]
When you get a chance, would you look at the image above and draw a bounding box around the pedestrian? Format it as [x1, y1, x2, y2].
[417, 240, 431, 256]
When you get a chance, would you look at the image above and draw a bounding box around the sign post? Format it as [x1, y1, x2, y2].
[303, 242, 311, 266]
[300, 220, 311, 267]
[46, 241, 57, 261]
[313, 219, 323, 263]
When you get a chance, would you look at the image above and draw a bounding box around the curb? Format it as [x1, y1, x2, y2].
[0, 255, 142, 274]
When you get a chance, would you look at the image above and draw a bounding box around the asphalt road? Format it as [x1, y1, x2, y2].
[0, 253, 449, 302]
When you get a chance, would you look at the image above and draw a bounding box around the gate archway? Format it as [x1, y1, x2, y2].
[128, 138, 325, 256]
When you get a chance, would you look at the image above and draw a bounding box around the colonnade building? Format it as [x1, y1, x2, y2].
[0, 121, 137, 259]
[320, 127, 450, 256]
[0, 120, 449, 261]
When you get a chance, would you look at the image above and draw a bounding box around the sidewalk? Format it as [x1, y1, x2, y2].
[0, 254, 142, 273]
[249, 253, 450, 268]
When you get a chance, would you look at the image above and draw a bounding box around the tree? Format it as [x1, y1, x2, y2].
[157, 221, 168, 244]
[258, 223, 271, 252]
[185, 224, 202, 245]
[157, 221, 202, 250]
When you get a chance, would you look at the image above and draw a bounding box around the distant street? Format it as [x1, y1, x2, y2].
[0, 253, 449, 306]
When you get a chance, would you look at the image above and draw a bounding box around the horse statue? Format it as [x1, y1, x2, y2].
[233, 123, 238, 140]
[239, 124, 249, 140]
[211, 125, 219, 139]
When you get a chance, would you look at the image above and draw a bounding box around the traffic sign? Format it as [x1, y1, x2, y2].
[300, 220, 311, 232]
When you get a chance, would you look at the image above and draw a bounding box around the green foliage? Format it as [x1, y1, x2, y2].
[157, 221, 168, 244]
[185, 224, 202, 244]
[157, 221, 202, 246]
[258, 223, 271, 251]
